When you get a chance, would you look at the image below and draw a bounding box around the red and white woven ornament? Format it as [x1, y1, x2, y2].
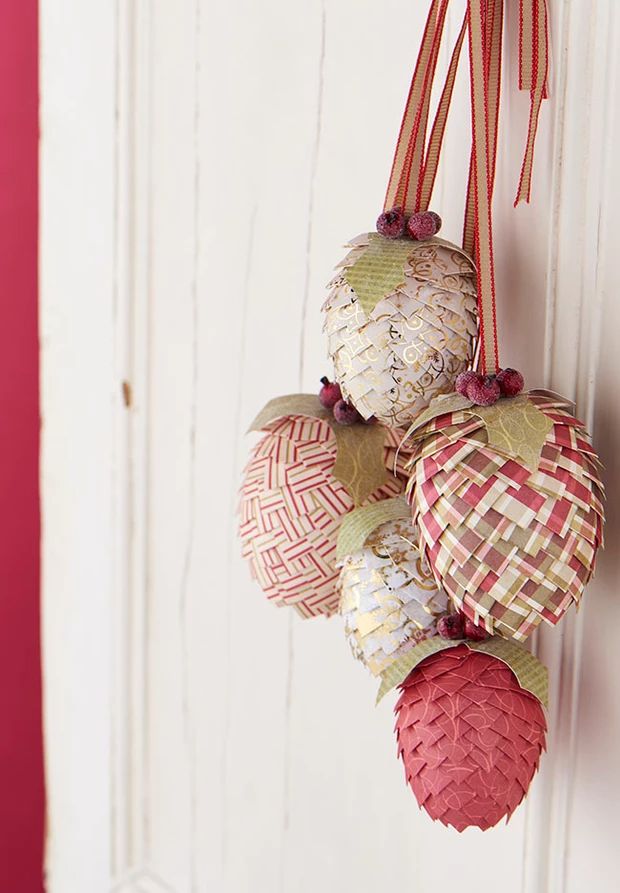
[239, 395, 411, 619]
[406, 391, 605, 640]
[404, 0, 604, 641]
[395, 643, 547, 831]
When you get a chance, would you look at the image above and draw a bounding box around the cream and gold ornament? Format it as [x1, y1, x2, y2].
[321, 1, 479, 430]
[323, 235, 478, 429]
[239, 395, 412, 619]
[337, 498, 448, 675]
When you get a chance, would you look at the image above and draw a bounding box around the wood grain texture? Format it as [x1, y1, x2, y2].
[41, 2, 620, 891]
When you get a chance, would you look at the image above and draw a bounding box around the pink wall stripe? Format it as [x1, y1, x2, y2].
[0, 1, 44, 890]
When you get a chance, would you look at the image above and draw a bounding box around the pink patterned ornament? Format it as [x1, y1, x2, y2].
[239, 414, 410, 618]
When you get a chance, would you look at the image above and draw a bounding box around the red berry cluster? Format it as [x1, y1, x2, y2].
[376, 207, 442, 242]
[455, 367, 524, 406]
[437, 611, 488, 642]
[319, 376, 364, 425]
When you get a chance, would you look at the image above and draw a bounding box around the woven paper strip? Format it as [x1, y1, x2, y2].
[323, 234, 478, 428]
[395, 644, 547, 831]
[406, 392, 605, 640]
[339, 518, 447, 675]
[240, 414, 412, 619]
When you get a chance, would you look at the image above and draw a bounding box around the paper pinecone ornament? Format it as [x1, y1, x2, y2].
[395, 642, 547, 831]
[406, 390, 605, 641]
[239, 395, 411, 619]
[322, 234, 478, 428]
[337, 505, 448, 675]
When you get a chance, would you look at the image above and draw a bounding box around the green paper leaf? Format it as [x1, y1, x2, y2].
[336, 496, 410, 560]
[344, 234, 415, 316]
[376, 635, 548, 707]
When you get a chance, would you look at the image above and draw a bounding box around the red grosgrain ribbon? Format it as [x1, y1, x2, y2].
[467, 0, 500, 374]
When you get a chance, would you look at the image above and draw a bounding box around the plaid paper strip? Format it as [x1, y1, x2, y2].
[239, 416, 411, 619]
[406, 393, 605, 641]
[338, 518, 447, 675]
[323, 234, 478, 429]
[395, 644, 547, 832]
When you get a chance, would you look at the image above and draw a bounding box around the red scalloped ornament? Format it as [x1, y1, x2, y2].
[395, 644, 546, 831]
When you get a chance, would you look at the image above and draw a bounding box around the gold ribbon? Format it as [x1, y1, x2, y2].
[514, 0, 549, 205]
[467, 0, 500, 373]
[384, 0, 449, 214]
[418, 12, 468, 212]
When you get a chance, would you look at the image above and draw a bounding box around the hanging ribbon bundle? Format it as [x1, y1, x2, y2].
[240, 0, 604, 836]
[383, 0, 549, 373]
[396, 0, 604, 832]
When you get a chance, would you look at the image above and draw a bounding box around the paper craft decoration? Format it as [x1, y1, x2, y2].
[406, 391, 605, 640]
[322, 234, 478, 429]
[235, 0, 596, 837]
[239, 396, 411, 618]
[338, 505, 448, 675]
[395, 643, 547, 831]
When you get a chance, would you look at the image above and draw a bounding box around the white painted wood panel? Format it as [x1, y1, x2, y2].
[41, 1, 620, 891]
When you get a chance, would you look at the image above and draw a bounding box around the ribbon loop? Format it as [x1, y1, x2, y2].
[383, 0, 550, 374]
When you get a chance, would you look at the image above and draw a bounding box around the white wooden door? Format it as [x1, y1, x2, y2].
[40, 2, 620, 891]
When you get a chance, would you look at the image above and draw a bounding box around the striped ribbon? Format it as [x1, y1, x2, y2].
[383, 0, 549, 373]
[466, 0, 549, 371]
[515, 0, 549, 205]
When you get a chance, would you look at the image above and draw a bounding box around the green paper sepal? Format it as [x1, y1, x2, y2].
[336, 496, 410, 561]
[248, 393, 391, 506]
[376, 635, 548, 708]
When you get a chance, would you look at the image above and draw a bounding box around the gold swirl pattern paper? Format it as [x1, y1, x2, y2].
[338, 518, 447, 674]
[336, 496, 410, 560]
[406, 391, 605, 641]
[323, 234, 478, 429]
[376, 635, 549, 706]
[240, 406, 413, 619]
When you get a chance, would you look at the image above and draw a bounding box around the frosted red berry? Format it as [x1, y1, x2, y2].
[333, 399, 362, 426]
[319, 376, 342, 409]
[376, 207, 406, 239]
[496, 367, 525, 398]
[455, 370, 479, 397]
[437, 613, 465, 640]
[407, 211, 440, 241]
[466, 374, 501, 406]
[463, 618, 489, 642]
[427, 211, 442, 232]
